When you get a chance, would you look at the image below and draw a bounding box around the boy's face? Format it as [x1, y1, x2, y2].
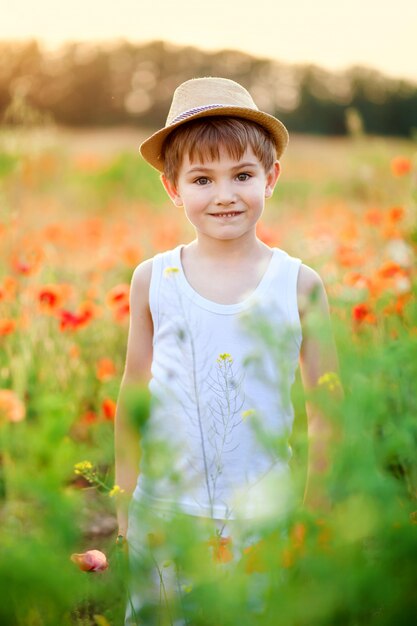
[162, 145, 280, 244]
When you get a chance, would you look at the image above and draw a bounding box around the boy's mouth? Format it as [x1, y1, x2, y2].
[210, 211, 243, 218]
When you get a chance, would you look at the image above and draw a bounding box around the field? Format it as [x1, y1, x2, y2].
[0, 126, 417, 625]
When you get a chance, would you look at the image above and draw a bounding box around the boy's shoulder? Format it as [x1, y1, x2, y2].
[129, 257, 154, 303]
[297, 262, 323, 291]
[130, 244, 179, 289]
[277, 247, 323, 295]
[296, 262, 327, 320]
[132, 256, 153, 280]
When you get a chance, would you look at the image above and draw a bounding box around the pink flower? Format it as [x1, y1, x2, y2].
[71, 549, 109, 572]
[0, 390, 26, 423]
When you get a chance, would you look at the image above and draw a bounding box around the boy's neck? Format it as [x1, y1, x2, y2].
[188, 233, 271, 263]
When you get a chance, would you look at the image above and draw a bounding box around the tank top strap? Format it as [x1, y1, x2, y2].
[148, 247, 180, 336]
[273, 248, 302, 347]
[282, 253, 302, 322]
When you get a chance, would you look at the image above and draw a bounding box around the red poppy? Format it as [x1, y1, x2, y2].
[59, 309, 91, 332]
[106, 284, 130, 321]
[102, 398, 116, 421]
[37, 284, 69, 313]
[96, 358, 117, 381]
[388, 206, 405, 223]
[0, 319, 17, 336]
[377, 261, 404, 280]
[352, 303, 376, 324]
[390, 157, 412, 176]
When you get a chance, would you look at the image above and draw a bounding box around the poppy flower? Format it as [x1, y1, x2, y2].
[11, 245, 44, 276]
[59, 304, 95, 332]
[59, 310, 86, 332]
[106, 284, 130, 321]
[388, 206, 405, 223]
[106, 284, 129, 308]
[207, 535, 233, 564]
[377, 261, 404, 280]
[36, 284, 69, 314]
[102, 398, 116, 421]
[96, 358, 117, 381]
[0, 319, 17, 336]
[352, 303, 376, 324]
[71, 549, 108, 572]
[0, 276, 17, 302]
[336, 244, 364, 268]
[364, 208, 383, 226]
[0, 389, 26, 423]
[390, 157, 412, 176]
[122, 246, 143, 267]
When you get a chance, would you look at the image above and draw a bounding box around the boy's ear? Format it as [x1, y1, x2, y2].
[265, 160, 281, 199]
[160, 174, 183, 206]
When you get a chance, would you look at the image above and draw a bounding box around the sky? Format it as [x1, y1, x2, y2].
[1, 0, 417, 83]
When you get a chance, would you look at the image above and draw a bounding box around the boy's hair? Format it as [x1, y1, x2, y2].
[161, 116, 277, 185]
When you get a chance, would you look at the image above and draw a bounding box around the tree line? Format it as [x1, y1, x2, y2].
[0, 39, 416, 137]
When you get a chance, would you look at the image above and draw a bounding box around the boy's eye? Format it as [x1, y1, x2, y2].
[236, 172, 251, 181]
[195, 177, 210, 185]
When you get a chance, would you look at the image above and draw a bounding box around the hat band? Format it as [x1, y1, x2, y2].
[170, 103, 240, 125]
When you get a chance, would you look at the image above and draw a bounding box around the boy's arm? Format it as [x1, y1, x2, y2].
[114, 258, 153, 537]
[297, 264, 343, 512]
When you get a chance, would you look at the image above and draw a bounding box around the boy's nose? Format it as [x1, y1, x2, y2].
[214, 183, 237, 206]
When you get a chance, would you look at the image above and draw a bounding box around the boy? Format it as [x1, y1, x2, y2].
[115, 77, 341, 624]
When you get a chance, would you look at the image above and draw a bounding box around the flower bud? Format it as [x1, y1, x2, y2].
[71, 549, 109, 572]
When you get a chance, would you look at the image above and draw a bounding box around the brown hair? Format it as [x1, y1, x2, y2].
[161, 116, 277, 184]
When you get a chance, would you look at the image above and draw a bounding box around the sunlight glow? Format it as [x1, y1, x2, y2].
[1, 0, 416, 82]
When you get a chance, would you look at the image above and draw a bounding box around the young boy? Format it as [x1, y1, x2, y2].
[115, 77, 341, 625]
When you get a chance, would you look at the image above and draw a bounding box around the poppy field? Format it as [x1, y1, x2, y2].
[1, 126, 417, 625]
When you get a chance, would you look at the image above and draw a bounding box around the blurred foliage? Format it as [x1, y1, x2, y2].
[0, 40, 417, 137]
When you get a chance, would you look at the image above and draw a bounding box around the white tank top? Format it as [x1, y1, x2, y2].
[133, 243, 303, 520]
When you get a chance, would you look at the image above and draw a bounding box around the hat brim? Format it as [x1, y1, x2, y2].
[139, 106, 289, 172]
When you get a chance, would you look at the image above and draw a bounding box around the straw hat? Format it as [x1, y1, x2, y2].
[139, 76, 289, 172]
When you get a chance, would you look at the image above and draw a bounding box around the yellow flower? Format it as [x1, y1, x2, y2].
[318, 371, 342, 392]
[241, 409, 256, 420]
[109, 484, 125, 498]
[217, 353, 233, 364]
[93, 615, 111, 626]
[163, 267, 180, 277]
[74, 460, 93, 475]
